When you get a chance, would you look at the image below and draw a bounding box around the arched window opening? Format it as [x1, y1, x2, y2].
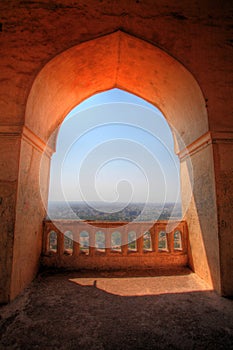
[64, 231, 73, 254]
[49, 231, 57, 253]
[96, 231, 105, 252]
[174, 230, 182, 250]
[128, 231, 137, 251]
[111, 231, 122, 252]
[158, 231, 167, 251]
[80, 231, 89, 255]
[47, 89, 181, 225]
[8, 31, 219, 303]
[143, 231, 152, 251]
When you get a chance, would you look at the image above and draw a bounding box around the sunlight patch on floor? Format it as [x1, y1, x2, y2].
[69, 273, 212, 296]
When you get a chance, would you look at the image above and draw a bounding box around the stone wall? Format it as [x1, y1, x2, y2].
[0, 0, 232, 302]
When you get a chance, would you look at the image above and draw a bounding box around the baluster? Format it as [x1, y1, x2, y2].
[150, 225, 156, 253]
[73, 229, 80, 257]
[180, 223, 186, 252]
[57, 230, 64, 256]
[167, 231, 174, 253]
[89, 228, 96, 256]
[121, 228, 128, 256]
[154, 223, 160, 252]
[47, 224, 54, 254]
[137, 228, 144, 254]
[43, 223, 50, 254]
[105, 230, 111, 256]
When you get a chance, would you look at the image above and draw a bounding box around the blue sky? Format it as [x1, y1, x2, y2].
[48, 88, 180, 204]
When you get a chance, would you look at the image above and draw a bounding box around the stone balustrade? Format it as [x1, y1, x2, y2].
[41, 220, 189, 270]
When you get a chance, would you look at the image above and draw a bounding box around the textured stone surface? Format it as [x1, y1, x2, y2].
[0, 270, 233, 350]
[181, 143, 220, 290]
[0, 135, 21, 302]
[10, 137, 50, 301]
[0, 0, 232, 129]
[41, 253, 189, 271]
[0, 0, 232, 302]
[25, 31, 208, 146]
[213, 142, 233, 296]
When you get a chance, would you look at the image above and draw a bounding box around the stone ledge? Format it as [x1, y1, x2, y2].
[179, 131, 233, 161]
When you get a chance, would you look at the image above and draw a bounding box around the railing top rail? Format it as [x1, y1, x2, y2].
[44, 219, 185, 225]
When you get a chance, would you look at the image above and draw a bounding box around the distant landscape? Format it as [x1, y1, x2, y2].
[47, 201, 182, 221]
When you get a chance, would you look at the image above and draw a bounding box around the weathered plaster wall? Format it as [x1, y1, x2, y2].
[213, 140, 233, 296]
[0, 133, 21, 302]
[0, 0, 232, 301]
[0, 1, 232, 129]
[10, 135, 51, 300]
[180, 143, 220, 291]
[25, 32, 208, 147]
[116, 33, 209, 148]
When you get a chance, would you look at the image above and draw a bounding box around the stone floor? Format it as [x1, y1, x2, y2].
[0, 268, 233, 349]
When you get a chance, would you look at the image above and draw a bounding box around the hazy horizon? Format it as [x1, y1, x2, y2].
[48, 200, 181, 204]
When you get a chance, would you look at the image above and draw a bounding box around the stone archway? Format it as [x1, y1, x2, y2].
[25, 31, 208, 147]
[9, 31, 221, 301]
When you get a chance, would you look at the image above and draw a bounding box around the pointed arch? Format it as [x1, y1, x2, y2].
[25, 31, 208, 152]
[11, 31, 223, 301]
